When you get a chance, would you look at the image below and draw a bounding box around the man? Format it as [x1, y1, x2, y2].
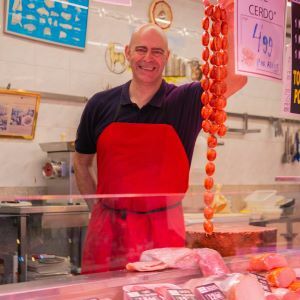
[74, 8, 247, 274]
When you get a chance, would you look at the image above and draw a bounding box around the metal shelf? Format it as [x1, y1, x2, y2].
[2, 84, 88, 103]
[39, 91, 88, 103]
[227, 112, 300, 135]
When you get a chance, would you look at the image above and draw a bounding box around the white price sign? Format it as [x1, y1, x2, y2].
[235, 0, 287, 80]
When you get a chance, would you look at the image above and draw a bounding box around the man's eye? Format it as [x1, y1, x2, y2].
[152, 49, 164, 56]
[135, 48, 147, 54]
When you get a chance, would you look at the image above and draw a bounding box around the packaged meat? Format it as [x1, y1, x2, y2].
[264, 294, 280, 300]
[137, 247, 229, 276]
[289, 280, 300, 292]
[282, 292, 300, 300]
[271, 288, 300, 300]
[267, 267, 297, 288]
[251, 272, 272, 292]
[184, 273, 266, 299]
[293, 269, 300, 278]
[126, 260, 168, 272]
[194, 248, 230, 276]
[183, 273, 242, 295]
[249, 253, 288, 272]
[227, 274, 265, 300]
[140, 247, 199, 269]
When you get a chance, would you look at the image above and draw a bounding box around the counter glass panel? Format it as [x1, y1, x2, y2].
[0, 188, 299, 299]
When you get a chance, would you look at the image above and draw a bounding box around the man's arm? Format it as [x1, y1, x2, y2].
[73, 151, 97, 211]
[202, 0, 248, 98]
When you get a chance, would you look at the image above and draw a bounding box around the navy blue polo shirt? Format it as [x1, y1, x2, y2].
[75, 80, 203, 164]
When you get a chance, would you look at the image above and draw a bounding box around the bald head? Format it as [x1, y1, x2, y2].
[125, 23, 170, 87]
[128, 23, 169, 50]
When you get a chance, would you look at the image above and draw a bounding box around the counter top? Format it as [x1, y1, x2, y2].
[0, 250, 299, 299]
[0, 204, 89, 214]
[0, 268, 201, 299]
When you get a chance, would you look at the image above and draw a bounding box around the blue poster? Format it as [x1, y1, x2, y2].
[5, 0, 89, 49]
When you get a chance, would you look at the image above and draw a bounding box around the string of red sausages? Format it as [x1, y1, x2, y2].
[201, 2, 228, 235]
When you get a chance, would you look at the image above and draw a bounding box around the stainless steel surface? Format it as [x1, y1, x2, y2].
[227, 113, 261, 134]
[227, 112, 300, 125]
[0, 87, 88, 103]
[19, 216, 27, 282]
[0, 205, 89, 283]
[0, 204, 88, 214]
[39, 145, 80, 196]
[40, 91, 87, 103]
[39, 141, 75, 153]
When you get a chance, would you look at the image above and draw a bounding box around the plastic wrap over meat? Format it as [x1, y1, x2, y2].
[184, 273, 266, 300]
[227, 274, 265, 300]
[126, 260, 168, 272]
[137, 247, 229, 276]
[194, 248, 230, 276]
[140, 247, 199, 269]
[249, 253, 288, 272]
[183, 273, 242, 294]
[270, 288, 300, 300]
[266, 267, 297, 288]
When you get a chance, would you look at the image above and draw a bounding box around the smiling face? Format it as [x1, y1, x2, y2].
[125, 24, 170, 86]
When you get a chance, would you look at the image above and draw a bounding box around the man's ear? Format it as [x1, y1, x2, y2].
[166, 49, 170, 61]
[124, 45, 130, 61]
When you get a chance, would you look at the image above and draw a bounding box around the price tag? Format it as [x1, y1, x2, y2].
[125, 289, 161, 300]
[167, 289, 196, 300]
[235, 0, 287, 80]
[195, 283, 226, 300]
[251, 273, 272, 292]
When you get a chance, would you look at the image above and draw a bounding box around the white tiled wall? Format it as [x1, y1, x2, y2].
[0, 0, 299, 190]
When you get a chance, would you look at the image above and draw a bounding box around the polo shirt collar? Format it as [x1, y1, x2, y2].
[121, 80, 166, 108]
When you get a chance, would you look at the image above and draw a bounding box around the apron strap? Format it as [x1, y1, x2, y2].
[100, 201, 182, 220]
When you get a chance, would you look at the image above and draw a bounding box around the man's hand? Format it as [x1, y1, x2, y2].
[202, 0, 248, 98]
[73, 152, 98, 211]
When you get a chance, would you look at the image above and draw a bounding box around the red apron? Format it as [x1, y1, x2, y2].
[81, 122, 189, 274]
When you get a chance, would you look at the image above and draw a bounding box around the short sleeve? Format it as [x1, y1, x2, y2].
[75, 95, 100, 154]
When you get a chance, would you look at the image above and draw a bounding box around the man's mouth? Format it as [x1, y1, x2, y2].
[138, 65, 156, 71]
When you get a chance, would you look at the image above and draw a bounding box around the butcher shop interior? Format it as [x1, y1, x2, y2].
[0, 0, 300, 299]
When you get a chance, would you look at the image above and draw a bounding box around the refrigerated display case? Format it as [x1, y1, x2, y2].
[0, 188, 299, 299]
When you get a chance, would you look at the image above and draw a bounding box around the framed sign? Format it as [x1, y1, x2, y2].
[235, 0, 286, 80]
[105, 42, 128, 74]
[0, 89, 40, 140]
[149, 0, 173, 30]
[4, 0, 89, 49]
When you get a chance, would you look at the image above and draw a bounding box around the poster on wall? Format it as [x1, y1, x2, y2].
[291, 0, 300, 114]
[0, 89, 40, 140]
[234, 0, 286, 80]
[4, 0, 89, 49]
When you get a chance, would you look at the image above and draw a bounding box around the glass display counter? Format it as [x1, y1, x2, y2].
[0, 188, 298, 299]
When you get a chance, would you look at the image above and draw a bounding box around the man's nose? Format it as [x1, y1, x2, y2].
[144, 50, 154, 60]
